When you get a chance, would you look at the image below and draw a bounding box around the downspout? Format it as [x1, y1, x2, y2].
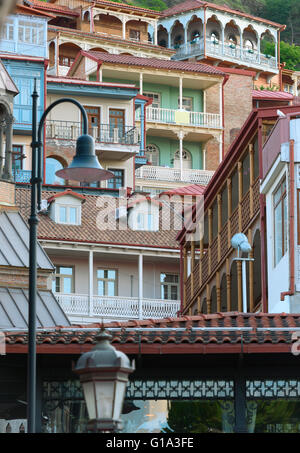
[278, 26, 286, 91]
[222, 74, 229, 159]
[281, 139, 295, 301]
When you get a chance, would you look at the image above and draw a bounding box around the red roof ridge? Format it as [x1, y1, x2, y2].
[47, 189, 86, 203]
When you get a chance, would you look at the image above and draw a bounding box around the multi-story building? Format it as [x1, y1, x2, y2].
[261, 109, 300, 313]
[16, 186, 182, 324]
[0, 3, 50, 182]
[177, 104, 300, 316]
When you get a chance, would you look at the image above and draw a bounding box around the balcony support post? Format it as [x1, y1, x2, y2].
[208, 207, 213, 275]
[154, 22, 158, 45]
[238, 161, 243, 231]
[138, 253, 143, 320]
[248, 228, 254, 312]
[227, 177, 232, 248]
[88, 250, 94, 317]
[183, 245, 187, 309]
[179, 77, 183, 110]
[122, 16, 126, 40]
[249, 143, 254, 217]
[2, 115, 14, 181]
[239, 29, 243, 59]
[221, 26, 225, 55]
[257, 38, 261, 64]
[0, 123, 4, 178]
[178, 130, 185, 181]
[216, 271, 221, 312]
[226, 258, 231, 311]
[191, 240, 195, 295]
[139, 72, 143, 95]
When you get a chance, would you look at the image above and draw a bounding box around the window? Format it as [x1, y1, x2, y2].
[1, 18, 14, 40]
[12, 145, 24, 172]
[45, 157, 65, 185]
[274, 178, 287, 266]
[143, 92, 161, 109]
[178, 97, 193, 111]
[107, 169, 124, 189]
[97, 269, 117, 296]
[52, 266, 74, 294]
[57, 205, 80, 225]
[145, 144, 160, 166]
[84, 106, 100, 136]
[228, 34, 237, 45]
[18, 20, 44, 45]
[160, 273, 179, 300]
[244, 39, 254, 50]
[109, 109, 125, 141]
[59, 56, 75, 67]
[211, 32, 219, 43]
[134, 211, 155, 231]
[129, 29, 140, 41]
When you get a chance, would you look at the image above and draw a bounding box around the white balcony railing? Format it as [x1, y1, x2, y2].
[136, 107, 222, 129]
[136, 165, 214, 185]
[55, 293, 180, 320]
[172, 38, 277, 71]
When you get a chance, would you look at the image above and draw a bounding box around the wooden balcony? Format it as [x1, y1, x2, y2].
[184, 177, 260, 309]
[55, 293, 180, 322]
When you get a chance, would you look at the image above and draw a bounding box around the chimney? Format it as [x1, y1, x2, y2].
[0, 179, 16, 208]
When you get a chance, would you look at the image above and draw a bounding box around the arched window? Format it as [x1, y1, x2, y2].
[159, 39, 167, 47]
[174, 34, 182, 45]
[192, 30, 201, 39]
[172, 149, 192, 169]
[45, 157, 65, 185]
[145, 144, 159, 166]
[228, 34, 237, 45]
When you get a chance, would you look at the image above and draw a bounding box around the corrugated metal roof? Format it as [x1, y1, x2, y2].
[159, 184, 206, 197]
[0, 211, 54, 269]
[0, 287, 70, 329]
[252, 90, 294, 100]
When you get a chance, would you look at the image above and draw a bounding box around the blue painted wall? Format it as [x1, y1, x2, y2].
[2, 59, 45, 131]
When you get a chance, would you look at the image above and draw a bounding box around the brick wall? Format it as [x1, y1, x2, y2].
[0, 267, 52, 290]
[0, 180, 15, 206]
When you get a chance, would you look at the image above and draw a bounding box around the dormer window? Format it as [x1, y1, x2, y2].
[58, 205, 80, 225]
[47, 189, 86, 226]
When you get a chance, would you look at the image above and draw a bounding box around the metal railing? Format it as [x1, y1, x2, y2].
[55, 293, 180, 320]
[136, 107, 222, 129]
[14, 169, 32, 183]
[46, 120, 140, 145]
[136, 165, 214, 185]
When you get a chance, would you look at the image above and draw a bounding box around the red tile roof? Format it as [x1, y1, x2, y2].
[252, 89, 294, 100]
[77, 50, 225, 77]
[47, 189, 86, 203]
[159, 184, 206, 197]
[47, 75, 137, 89]
[24, 0, 80, 17]
[5, 313, 300, 355]
[16, 188, 180, 250]
[161, 0, 283, 28]
[93, 0, 161, 16]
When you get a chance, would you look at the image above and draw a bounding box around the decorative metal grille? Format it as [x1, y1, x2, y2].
[43, 379, 234, 403]
[247, 380, 300, 399]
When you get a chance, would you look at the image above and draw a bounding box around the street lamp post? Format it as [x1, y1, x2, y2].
[28, 82, 114, 433]
[75, 328, 135, 433]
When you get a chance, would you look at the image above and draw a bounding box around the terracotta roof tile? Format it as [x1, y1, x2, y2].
[5, 313, 300, 351]
[25, 0, 80, 16]
[81, 51, 225, 76]
[16, 188, 180, 249]
[253, 90, 294, 100]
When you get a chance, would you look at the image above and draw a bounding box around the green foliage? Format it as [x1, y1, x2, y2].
[261, 40, 300, 70]
[128, 0, 167, 10]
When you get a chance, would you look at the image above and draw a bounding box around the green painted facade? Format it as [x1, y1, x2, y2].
[146, 136, 203, 170]
[90, 74, 204, 169]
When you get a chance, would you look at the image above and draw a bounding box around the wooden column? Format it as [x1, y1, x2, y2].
[206, 284, 211, 314]
[208, 208, 212, 274]
[197, 295, 201, 314]
[238, 161, 243, 231]
[227, 178, 232, 248]
[217, 193, 222, 262]
[226, 258, 231, 311]
[248, 228, 254, 312]
[199, 238, 203, 288]
[191, 240, 195, 296]
[249, 143, 254, 217]
[216, 271, 221, 312]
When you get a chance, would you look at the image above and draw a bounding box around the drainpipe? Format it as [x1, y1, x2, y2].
[280, 139, 295, 302]
[179, 243, 184, 314]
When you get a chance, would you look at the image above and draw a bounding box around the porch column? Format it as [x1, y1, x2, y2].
[122, 17, 126, 40]
[219, 81, 223, 126]
[88, 250, 94, 317]
[154, 22, 158, 45]
[2, 116, 14, 181]
[139, 72, 143, 95]
[219, 133, 223, 164]
[179, 130, 184, 181]
[203, 147, 206, 170]
[138, 253, 143, 319]
[257, 37, 261, 64]
[167, 31, 171, 49]
[221, 26, 225, 55]
[239, 30, 243, 59]
[179, 77, 183, 109]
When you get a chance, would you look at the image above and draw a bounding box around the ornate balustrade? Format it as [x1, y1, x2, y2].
[55, 293, 180, 320]
[136, 165, 214, 185]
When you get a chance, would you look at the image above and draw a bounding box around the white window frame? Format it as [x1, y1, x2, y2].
[160, 273, 180, 300]
[56, 204, 81, 225]
[178, 96, 193, 112]
[97, 269, 118, 296]
[143, 92, 161, 109]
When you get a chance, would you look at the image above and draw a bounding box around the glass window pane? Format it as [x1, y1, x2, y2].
[63, 277, 72, 294]
[69, 207, 77, 224]
[59, 207, 67, 223]
[98, 281, 104, 296]
[60, 267, 73, 275]
[107, 281, 115, 296]
[97, 270, 104, 279]
[107, 270, 116, 279]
